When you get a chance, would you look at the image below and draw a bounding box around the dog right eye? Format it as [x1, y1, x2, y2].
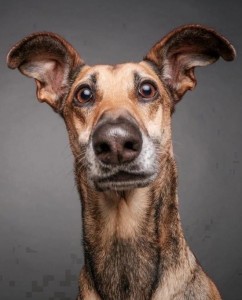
[74, 86, 93, 105]
[138, 81, 158, 101]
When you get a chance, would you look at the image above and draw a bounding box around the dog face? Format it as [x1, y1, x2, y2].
[7, 25, 235, 191]
[63, 62, 172, 190]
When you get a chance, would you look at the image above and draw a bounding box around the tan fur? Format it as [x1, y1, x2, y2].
[7, 25, 235, 300]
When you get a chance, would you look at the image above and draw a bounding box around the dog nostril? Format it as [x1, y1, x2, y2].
[95, 142, 111, 155]
[124, 141, 139, 151]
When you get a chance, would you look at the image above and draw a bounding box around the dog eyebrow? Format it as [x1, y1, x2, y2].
[73, 72, 98, 94]
[88, 72, 97, 88]
[133, 71, 158, 89]
[133, 71, 142, 90]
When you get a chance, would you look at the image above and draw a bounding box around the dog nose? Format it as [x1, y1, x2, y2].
[92, 116, 142, 165]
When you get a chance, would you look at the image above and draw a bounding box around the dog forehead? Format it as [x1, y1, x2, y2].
[74, 62, 158, 88]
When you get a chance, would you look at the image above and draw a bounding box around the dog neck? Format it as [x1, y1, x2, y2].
[75, 146, 187, 299]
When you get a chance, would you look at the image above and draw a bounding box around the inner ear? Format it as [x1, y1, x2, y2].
[7, 32, 84, 112]
[144, 25, 236, 102]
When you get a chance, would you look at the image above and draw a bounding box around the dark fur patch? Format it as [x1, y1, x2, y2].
[85, 237, 160, 300]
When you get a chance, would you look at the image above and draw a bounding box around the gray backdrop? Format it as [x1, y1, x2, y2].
[0, 0, 241, 299]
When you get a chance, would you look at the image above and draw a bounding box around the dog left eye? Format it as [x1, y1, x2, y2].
[75, 87, 93, 104]
[138, 82, 157, 99]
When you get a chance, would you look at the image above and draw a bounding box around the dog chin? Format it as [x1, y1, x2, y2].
[92, 171, 156, 191]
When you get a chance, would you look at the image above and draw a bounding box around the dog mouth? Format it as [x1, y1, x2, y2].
[93, 170, 156, 191]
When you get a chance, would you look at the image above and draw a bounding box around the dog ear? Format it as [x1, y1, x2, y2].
[144, 25, 236, 103]
[7, 32, 84, 112]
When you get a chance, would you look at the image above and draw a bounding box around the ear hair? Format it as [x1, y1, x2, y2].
[144, 24, 236, 103]
[7, 32, 84, 112]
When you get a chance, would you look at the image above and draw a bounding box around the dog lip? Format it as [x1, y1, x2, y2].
[94, 171, 156, 191]
[98, 170, 151, 182]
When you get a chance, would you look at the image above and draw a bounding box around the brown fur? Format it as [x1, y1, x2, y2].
[7, 25, 235, 299]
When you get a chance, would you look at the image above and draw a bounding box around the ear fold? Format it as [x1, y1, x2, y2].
[144, 24, 236, 102]
[7, 32, 84, 112]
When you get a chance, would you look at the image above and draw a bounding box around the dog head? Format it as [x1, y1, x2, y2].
[7, 25, 235, 191]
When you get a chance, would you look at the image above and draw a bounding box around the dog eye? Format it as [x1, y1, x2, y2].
[75, 87, 93, 104]
[138, 82, 157, 99]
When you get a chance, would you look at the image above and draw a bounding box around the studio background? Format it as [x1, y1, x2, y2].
[0, 0, 241, 299]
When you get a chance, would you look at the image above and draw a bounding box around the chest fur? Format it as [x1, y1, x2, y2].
[85, 236, 160, 300]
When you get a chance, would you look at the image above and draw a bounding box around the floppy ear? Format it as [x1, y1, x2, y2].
[7, 32, 84, 112]
[144, 24, 236, 103]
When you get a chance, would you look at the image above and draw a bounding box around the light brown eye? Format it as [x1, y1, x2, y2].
[138, 82, 157, 99]
[75, 86, 93, 104]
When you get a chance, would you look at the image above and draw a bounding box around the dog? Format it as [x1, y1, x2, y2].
[7, 24, 235, 299]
